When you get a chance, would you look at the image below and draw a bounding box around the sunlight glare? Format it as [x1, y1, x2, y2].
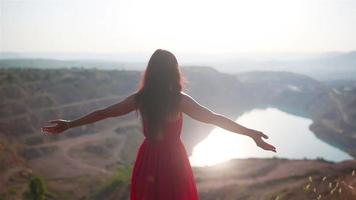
[189, 108, 352, 167]
[2, 0, 320, 53]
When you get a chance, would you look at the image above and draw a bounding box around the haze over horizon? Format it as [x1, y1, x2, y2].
[1, 0, 356, 57]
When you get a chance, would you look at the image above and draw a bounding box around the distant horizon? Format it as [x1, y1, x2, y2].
[1, 50, 355, 63]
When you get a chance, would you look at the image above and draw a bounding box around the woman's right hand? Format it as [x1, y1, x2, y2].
[41, 119, 71, 135]
[248, 129, 277, 152]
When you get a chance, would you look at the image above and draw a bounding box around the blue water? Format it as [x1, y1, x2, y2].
[189, 107, 353, 167]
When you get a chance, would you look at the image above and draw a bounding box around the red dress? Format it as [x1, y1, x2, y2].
[130, 112, 199, 200]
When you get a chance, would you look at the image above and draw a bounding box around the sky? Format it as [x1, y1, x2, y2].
[1, 0, 355, 55]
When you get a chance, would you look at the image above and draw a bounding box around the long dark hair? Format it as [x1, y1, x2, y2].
[135, 49, 184, 140]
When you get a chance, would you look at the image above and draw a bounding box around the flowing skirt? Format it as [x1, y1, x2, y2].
[130, 138, 199, 200]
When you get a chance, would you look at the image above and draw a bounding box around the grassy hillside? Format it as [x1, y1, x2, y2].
[0, 67, 355, 199]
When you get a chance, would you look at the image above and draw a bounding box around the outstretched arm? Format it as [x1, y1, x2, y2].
[180, 92, 276, 152]
[41, 93, 137, 135]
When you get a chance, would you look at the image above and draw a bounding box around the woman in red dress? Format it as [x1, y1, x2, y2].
[41, 49, 276, 200]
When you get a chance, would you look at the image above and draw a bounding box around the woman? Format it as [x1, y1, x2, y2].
[41, 49, 276, 200]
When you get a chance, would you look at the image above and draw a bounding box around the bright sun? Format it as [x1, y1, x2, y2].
[128, 0, 306, 53]
[3, 0, 322, 53]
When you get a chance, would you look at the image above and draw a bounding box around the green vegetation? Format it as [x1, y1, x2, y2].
[23, 175, 55, 200]
[93, 165, 133, 200]
[8, 187, 17, 195]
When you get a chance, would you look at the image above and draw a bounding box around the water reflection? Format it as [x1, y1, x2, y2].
[189, 108, 352, 167]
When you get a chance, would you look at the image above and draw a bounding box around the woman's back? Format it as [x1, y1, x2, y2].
[142, 111, 183, 143]
[131, 109, 199, 200]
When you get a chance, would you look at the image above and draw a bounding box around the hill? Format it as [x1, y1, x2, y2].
[0, 67, 355, 199]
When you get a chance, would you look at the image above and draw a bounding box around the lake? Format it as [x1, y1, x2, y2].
[189, 107, 353, 167]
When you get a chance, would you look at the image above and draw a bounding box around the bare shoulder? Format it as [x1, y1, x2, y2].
[179, 91, 216, 122]
[181, 91, 196, 99]
[179, 91, 198, 110]
[180, 91, 194, 105]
